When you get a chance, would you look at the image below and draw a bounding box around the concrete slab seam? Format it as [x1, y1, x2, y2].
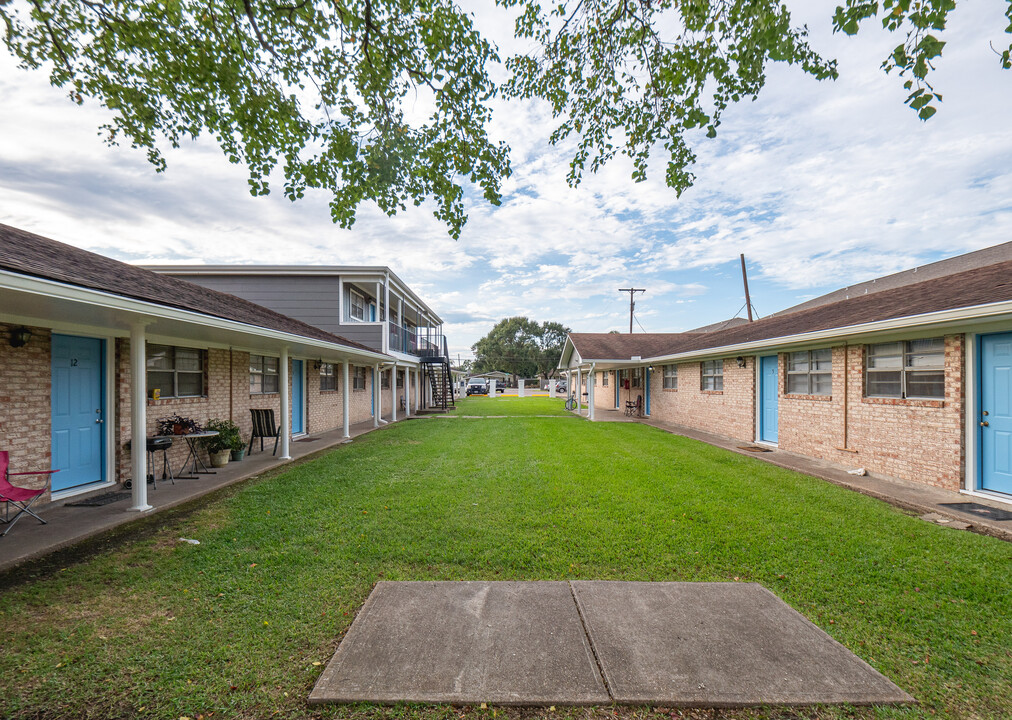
[567, 580, 613, 701]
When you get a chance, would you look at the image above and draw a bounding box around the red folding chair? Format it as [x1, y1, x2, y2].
[0, 451, 58, 537]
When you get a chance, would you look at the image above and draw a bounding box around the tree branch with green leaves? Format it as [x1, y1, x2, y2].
[3, 0, 1009, 236]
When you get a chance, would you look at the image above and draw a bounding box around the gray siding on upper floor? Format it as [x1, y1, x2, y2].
[330, 323, 384, 351]
[161, 274, 343, 334]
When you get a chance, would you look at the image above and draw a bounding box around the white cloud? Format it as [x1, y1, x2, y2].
[2, 1, 1010, 356]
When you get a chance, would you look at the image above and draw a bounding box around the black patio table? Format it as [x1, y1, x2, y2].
[172, 430, 219, 479]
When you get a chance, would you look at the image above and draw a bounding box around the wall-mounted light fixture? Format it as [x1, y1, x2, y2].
[736, 356, 747, 368]
[647, 366, 654, 372]
[312, 359, 322, 370]
[8, 327, 31, 348]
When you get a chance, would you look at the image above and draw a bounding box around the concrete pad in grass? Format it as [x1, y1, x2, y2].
[309, 581, 609, 705]
[571, 581, 914, 707]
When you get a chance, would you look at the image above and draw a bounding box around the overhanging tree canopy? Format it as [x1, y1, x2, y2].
[3, 0, 1008, 236]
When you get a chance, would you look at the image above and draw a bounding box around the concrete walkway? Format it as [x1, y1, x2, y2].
[0, 415, 397, 574]
[310, 581, 913, 707]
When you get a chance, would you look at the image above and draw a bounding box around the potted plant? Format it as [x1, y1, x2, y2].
[229, 431, 247, 462]
[201, 418, 241, 468]
[156, 414, 201, 436]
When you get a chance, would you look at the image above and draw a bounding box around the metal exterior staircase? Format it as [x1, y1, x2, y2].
[420, 335, 455, 411]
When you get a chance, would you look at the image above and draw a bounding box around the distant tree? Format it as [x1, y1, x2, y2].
[472, 316, 571, 379]
[535, 321, 570, 379]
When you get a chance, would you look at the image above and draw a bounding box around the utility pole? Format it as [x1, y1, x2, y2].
[618, 287, 646, 333]
[739, 254, 754, 322]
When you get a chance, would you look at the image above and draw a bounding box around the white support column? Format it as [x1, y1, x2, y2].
[384, 273, 391, 323]
[414, 369, 421, 411]
[342, 360, 351, 438]
[279, 346, 291, 459]
[376, 282, 386, 353]
[373, 364, 381, 427]
[490, 378, 497, 398]
[405, 367, 412, 416]
[588, 364, 596, 421]
[549, 377, 556, 398]
[519, 379, 525, 398]
[391, 364, 398, 422]
[128, 322, 152, 512]
[576, 368, 582, 413]
[337, 277, 344, 322]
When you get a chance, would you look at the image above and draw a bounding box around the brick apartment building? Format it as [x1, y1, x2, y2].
[0, 224, 426, 514]
[561, 245, 1012, 505]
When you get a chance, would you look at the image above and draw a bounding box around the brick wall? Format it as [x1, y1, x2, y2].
[115, 347, 383, 484]
[775, 338, 964, 489]
[116, 342, 236, 482]
[594, 370, 616, 409]
[645, 338, 965, 490]
[647, 358, 755, 440]
[0, 324, 53, 498]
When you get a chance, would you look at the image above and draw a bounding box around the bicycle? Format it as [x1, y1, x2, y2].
[564, 395, 578, 411]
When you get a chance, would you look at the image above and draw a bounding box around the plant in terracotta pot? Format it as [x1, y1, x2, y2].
[201, 419, 241, 468]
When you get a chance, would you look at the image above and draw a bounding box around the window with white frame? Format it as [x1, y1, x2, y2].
[147, 344, 206, 399]
[381, 369, 390, 389]
[701, 359, 723, 391]
[349, 289, 366, 321]
[663, 364, 678, 390]
[601, 371, 609, 387]
[320, 362, 337, 391]
[631, 368, 642, 388]
[249, 355, 280, 394]
[786, 349, 832, 395]
[353, 366, 367, 390]
[866, 338, 944, 399]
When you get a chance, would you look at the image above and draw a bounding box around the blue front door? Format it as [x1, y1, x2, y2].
[291, 359, 305, 434]
[51, 335, 105, 492]
[759, 355, 779, 444]
[981, 333, 1012, 495]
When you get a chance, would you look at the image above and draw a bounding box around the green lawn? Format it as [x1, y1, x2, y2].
[2, 406, 1010, 720]
[450, 395, 573, 416]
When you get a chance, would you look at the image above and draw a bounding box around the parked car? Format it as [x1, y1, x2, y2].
[555, 381, 567, 394]
[466, 378, 489, 396]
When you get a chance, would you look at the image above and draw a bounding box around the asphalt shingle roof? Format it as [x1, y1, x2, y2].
[568, 333, 692, 361]
[0, 223, 382, 355]
[570, 257, 1012, 362]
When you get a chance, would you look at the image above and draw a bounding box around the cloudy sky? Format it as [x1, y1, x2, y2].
[1, 2, 1010, 361]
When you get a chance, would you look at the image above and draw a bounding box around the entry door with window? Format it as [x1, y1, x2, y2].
[759, 355, 779, 444]
[981, 333, 1012, 495]
[51, 335, 105, 492]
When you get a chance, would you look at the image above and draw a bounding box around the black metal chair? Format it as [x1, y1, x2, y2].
[625, 394, 643, 417]
[249, 409, 280, 456]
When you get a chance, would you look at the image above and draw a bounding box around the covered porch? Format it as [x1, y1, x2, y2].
[0, 415, 398, 574]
